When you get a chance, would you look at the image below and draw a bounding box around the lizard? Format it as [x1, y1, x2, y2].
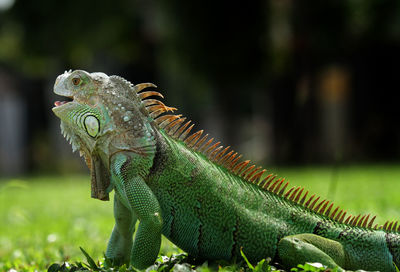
[52, 69, 400, 271]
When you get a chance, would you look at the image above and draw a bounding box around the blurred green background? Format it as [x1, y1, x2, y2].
[1, 0, 400, 270]
[1, 0, 400, 175]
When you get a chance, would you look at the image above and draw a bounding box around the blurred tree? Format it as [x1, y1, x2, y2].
[0, 69, 26, 175]
[0, 0, 400, 175]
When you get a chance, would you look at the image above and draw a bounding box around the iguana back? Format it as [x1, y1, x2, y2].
[52, 70, 400, 271]
[149, 126, 400, 271]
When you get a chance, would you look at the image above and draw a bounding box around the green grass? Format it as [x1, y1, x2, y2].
[1, 164, 400, 271]
[275, 164, 400, 220]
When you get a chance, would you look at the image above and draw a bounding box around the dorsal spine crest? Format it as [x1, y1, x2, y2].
[131, 81, 395, 232]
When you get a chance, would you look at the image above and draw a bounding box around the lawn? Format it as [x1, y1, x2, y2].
[1, 164, 400, 271]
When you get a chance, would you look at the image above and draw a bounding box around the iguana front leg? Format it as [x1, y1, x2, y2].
[277, 233, 346, 272]
[107, 152, 162, 269]
[105, 193, 137, 265]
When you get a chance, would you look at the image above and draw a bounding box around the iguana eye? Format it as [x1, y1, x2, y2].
[84, 115, 100, 137]
[72, 77, 81, 86]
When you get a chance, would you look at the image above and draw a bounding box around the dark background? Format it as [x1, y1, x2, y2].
[0, 0, 399, 176]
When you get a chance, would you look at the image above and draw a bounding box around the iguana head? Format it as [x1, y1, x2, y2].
[52, 70, 159, 200]
[52, 70, 110, 153]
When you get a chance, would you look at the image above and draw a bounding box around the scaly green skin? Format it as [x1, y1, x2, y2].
[52, 70, 400, 271]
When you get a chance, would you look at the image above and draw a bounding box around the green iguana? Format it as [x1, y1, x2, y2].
[52, 70, 400, 271]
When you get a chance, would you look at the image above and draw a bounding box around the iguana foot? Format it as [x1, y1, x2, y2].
[277, 233, 346, 272]
[105, 226, 133, 266]
[105, 193, 136, 266]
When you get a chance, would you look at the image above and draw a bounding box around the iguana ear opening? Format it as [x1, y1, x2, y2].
[89, 155, 111, 201]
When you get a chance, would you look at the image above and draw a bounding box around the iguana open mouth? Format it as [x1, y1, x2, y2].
[54, 101, 70, 107]
[54, 97, 73, 107]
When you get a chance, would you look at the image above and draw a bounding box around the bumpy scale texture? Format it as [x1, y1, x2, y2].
[53, 70, 400, 271]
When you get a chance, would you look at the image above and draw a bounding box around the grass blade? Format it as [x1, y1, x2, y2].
[79, 247, 100, 271]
